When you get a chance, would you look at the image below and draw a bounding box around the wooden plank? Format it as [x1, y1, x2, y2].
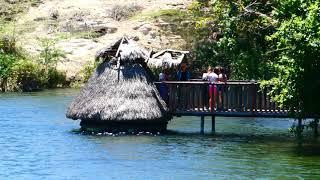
[272, 99, 276, 112]
[210, 84, 213, 112]
[202, 84, 206, 111]
[256, 88, 260, 112]
[237, 85, 241, 112]
[187, 85, 192, 110]
[195, 85, 199, 111]
[231, 85, 236, 112]
[246, 85, 249, 112]
[168, 85, 173, 112]
[194, 85, 197, 111]
[261, 88, 265, 112]
[225, 85, 229, 112]
[197, 85, 201, 111]
[220, 84, 224, 111]
[252, 85, 257, 112]
[266, 88, 270, 112]
[173, 85, 177, 111]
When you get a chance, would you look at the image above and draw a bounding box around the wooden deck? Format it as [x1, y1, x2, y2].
[155, 81, 292, 134]
[155, 81, 289, 118]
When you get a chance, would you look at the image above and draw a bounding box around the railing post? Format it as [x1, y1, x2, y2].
[209, 83, 213, 112]
[297, 118, 303, 137]
[251, 84, 257, 113]
[314, 118, 319, 137]
[202, 83, 206, 111]
[200, 116, 205, 134]
[225, 84, 229, 111]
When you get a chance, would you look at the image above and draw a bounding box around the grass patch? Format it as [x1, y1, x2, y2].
[132, 9, 189, 21]
[0, 0, 43, 21]
[109, 3, 143, 21]
[134, 9, 196, 49]
[55, 31, 101, 40]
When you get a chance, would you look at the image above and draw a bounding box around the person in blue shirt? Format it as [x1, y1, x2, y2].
[177, 63, 191, 81]
[176, 62, 191, 109]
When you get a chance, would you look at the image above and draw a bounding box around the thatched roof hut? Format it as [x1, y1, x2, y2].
[66, 37, 170, 132]
[147, 49, 189, 68]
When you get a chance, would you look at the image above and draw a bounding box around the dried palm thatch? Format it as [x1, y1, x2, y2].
[66, 37, 170, 132]
[147, 49, 189, 68]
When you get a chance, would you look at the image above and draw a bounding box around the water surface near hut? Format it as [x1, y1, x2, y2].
[1, 89, 320, 179]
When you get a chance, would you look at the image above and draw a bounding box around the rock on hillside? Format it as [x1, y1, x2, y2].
[15, 0, 192, 79]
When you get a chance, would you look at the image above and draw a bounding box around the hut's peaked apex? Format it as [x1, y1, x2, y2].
[148, 49, 189, 68]
[95, 36, 148, 62]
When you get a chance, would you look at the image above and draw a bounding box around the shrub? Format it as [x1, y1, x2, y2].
[80, 61, 98, 83]
[109, 4, 143, 21]
[38, 38, 65, 68]
[0, 52, 18, 91]
[47, 67, 66, 88]
[0, 53, 16, 78]
[7, 60, 46, 92]
[0, 34, 17, 54]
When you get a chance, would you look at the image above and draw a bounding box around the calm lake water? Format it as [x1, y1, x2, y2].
[1, 89, 320, 179]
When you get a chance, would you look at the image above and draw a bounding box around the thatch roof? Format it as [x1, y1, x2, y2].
[147, 49, 189, 68]
[66, 37, 169, 121]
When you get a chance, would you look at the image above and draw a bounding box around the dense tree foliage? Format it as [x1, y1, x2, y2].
[266, 0, 320, 118]
[190, 0, 277, 79]
[190, 0, 320, 119]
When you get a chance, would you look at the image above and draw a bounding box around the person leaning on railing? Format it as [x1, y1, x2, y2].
[217, 66, 228, 110]
[176, 63, 191, 81]
[176, 63, 191, 109]
[159, 64, 170, 104]
[207, 66, 219, 110]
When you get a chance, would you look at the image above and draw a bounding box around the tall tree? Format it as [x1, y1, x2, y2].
[266, 0, 320, 117]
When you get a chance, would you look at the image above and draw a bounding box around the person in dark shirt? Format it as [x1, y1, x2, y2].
[176, 63, 191, 109]
[177, 63, 190, 81]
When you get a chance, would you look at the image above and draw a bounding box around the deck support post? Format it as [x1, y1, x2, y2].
[314, 118, 319, 137]
[211, 116, 215, 134]
[297, 118, 303, 137]
[200, 116, 205, 134]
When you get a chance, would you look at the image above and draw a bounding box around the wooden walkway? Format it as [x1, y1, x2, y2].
[155, 81, 290, 133]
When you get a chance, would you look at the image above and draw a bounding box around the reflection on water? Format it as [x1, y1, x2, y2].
[0, 89, 320, 179]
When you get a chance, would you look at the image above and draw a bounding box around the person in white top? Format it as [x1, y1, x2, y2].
[207, 66, 218, 82]
[204, 66, 218, 110]
[202, 69, 208, 81]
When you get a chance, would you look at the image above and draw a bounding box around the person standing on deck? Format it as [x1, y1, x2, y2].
[218, 66, 227, 82]
[217, 66, 227, 110]
[207, 66, 218, 110]
[159, 65, 169, 103]
[176, 62, 191, 109]
[202, 68, 208, 81]
[177, 63, 191, 81]
[207, 66, 218, 83]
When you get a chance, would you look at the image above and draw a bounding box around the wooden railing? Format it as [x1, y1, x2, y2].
[155, 81, 289, 117]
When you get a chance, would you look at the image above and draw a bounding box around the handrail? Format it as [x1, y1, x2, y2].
[154, 81, 259, 85]
[154, 81, 287, 117]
